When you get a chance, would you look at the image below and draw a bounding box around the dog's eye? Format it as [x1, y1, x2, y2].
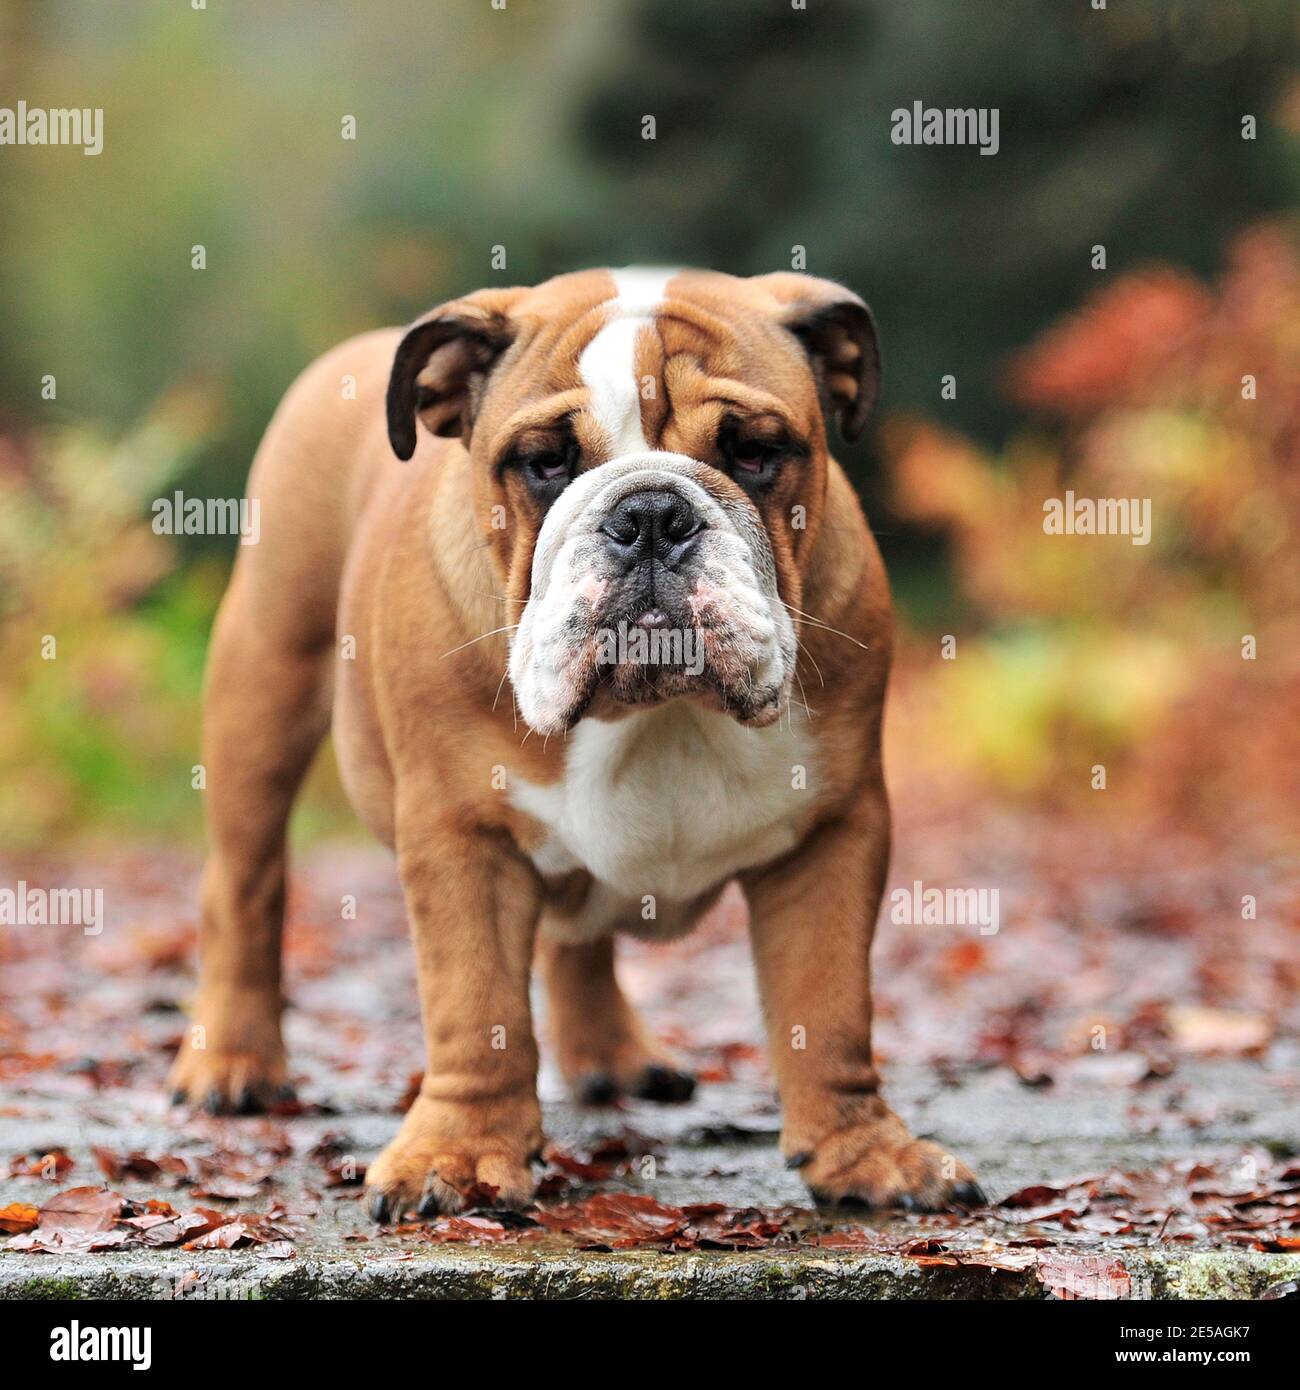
[720, 425, 789, 487]
[506, 438, 578, 503]
[730, 438, 778, 474]
[527, 452, 571, 482]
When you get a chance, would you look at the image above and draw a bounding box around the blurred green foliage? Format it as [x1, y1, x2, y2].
[0, 0, 1295, 843]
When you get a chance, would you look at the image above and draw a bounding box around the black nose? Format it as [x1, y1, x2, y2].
[600, 489, 702, 569]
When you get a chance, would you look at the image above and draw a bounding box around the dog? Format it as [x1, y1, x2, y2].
[169, 267, 983, 1217]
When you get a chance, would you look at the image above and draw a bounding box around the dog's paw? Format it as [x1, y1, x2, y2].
[574, 1059, 697, 1107]
[560, 1032, 696, 1108]
[167, 1000, 291, 1114]
[365, 1095, 542, 1221]
[792, 1111, 985, 1212]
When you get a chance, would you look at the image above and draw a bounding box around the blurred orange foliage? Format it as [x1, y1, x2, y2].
[883, 223, 1300, 848]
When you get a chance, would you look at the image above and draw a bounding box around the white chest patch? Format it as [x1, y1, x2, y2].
[512, 703, 814, 938]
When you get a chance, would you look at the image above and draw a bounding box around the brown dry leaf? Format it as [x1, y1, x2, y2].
[91, 1147, 189, 1183]
[8, 1149, 74, 1180]
[690, 1207, 788, 1249]
[7, 1226, 133, 1254]
[424, 1215, 518, 1245]
[533, 1192, 686, 1249]
[37, 1185, 124, 1233]
[1037, 1252, 1132, 1299]
[999, 1181, 1091, 1209]
[135, 1210, 227, 1247]
[544, 1149, 617, 1183]
[184, 1220, 252, 1250]
[530, 1193, 795, 1252]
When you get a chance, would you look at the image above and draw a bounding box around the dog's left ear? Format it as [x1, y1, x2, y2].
[386, 287, 527, 460]
[750, 273, 881, 443]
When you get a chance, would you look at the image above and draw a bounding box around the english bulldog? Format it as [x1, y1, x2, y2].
[170, 267, 984, 1217]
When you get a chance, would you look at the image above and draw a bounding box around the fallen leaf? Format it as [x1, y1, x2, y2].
[8, 1149, 74, 1180]
[1037, 1252, 1131, 1299]
[0, 1202, 39, 1234]
[37, 1185, 124, 1233]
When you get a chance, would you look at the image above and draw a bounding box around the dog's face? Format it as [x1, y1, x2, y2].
[386, 268, 879, 735]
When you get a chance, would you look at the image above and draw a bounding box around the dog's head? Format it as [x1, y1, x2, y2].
[386, 268, 880, 735]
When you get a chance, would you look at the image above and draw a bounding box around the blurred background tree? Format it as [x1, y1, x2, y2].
[0, 0, 1296, 844]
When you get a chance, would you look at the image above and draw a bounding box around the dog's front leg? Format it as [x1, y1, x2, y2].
[743, 799, 983, 1211]
[365, 822, 543, 1221]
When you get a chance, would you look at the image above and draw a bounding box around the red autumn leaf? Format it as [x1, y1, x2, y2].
[691, 1209, 788, 1249]
[999, 1182, 1086, 1209]
[545, 1149, 616, 1182]
[532, 1193, 688, 1249]
[531, 1194, 794, 1252]
[424, 1215, 518, 1244]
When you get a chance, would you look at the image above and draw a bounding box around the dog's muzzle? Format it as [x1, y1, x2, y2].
[507, 452, 796, 735]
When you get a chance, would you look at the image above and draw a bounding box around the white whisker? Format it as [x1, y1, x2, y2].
[781, 601, 870, 651]
[439, 623, 521, 660]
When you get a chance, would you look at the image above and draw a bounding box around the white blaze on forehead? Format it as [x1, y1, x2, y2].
[578, 267, 678, 457]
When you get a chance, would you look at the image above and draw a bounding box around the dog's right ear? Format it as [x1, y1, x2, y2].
[386, 288, 526, 460]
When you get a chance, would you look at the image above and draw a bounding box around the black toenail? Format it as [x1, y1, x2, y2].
[203, 1088, 225, 1115]
[170, 1089, 187, 1107]
[416, 1191, 440, 1218]
[899, 1193, 921, 1212]
[952, 1181, 988, 1206]
[370, 1193, 392, 1223]
[235, 1087, 259, 1115]
[785, 1150, 813, 1170]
